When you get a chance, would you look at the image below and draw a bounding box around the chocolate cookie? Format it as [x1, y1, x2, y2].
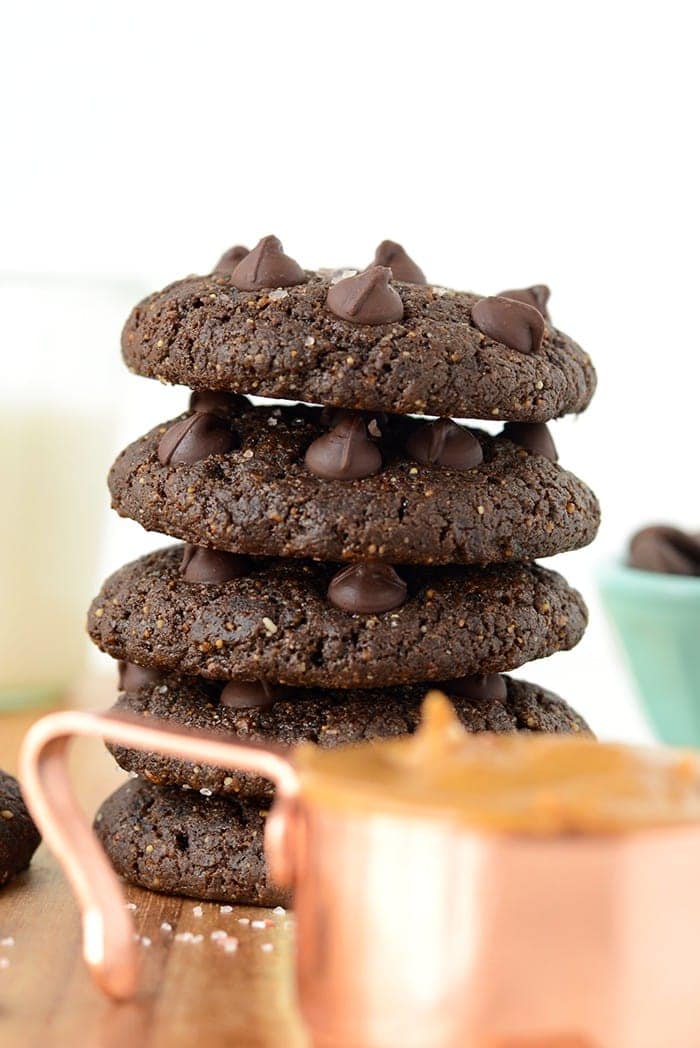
[88, 546, 587, 688]
[121, 272, 595, 422]
[109, 404, 600, 565]
[106, 672, 591, 798]
[94, 777, 287, 907]
[0, 771, 41, 888]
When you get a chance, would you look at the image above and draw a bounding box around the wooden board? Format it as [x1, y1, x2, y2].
[0, 679, 308, 1047]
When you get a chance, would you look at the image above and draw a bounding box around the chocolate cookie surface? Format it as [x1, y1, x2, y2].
[0, 771, 41, 888]
[95, 778, 287, 907]
[121, 273, 596, 422]
[88, 546, 587, 688]
[106, 673, 591, 798]
[109, 404, 600, 565]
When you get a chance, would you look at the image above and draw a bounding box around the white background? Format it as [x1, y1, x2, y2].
[2, 1, 698, 739]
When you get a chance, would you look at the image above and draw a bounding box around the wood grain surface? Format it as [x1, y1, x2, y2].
[0, 677, 308, 1048]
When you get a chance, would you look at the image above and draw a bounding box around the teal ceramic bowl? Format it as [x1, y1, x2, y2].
[599, 561, 700, 745]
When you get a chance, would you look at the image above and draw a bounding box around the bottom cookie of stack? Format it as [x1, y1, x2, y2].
[95, 670, 590, 905]
[95, 778, 289, 907]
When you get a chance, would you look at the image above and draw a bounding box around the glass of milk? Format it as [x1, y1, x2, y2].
[0, 275, 145, 710]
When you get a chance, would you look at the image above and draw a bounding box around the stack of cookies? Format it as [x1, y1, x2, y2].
[89, 237, 599, 906]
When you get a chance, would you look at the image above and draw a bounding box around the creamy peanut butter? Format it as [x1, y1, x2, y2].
[295, 691, 700, 833]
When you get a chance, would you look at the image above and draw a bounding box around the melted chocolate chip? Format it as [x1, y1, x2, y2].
[406, 418, 483, 471]
[326, 266, 404, 325]
[327, 562, 407, 614]
[180, 545, 251, 584]
[230, 235, 306, 291]
[371, 240, 427, 284]
[188, 390, 250, 417]
[214, 245, 250, 274]
[219, 680, 288, 709]
[445, 674, 508, 703]
[629, 526, 700, 576]
[305, 415, 382, 480]
[118, 661, 162, 692]
[498, 284, 550, 320]
[157, 413, 238, 466]
[501, 421, 558, 463]
[471, 296, 545, 354]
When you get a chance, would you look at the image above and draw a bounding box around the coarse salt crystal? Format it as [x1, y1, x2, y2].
[268, 288, 288, 301]
[210, 930, 227, 941]
[199, 788, 213, 797]
[261, 943, 274, 953]
[272, 906, 286, 916]
[222, 937, 239, 953]
[125, 902, 137, 911]
[0, 958, 10, 970]
[251, 919, 268, 929]
[220, 905, 233, 914]
[237, 917, 250, 925]
[193, 905, 203, 918]
[0, 937, 15, 947]
[141, 937, 152, 948]
[304, 336, 315, 347]
[160, 922, 173, 934]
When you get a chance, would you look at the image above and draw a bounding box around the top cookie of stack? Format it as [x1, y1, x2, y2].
[122, 236, 595, 422]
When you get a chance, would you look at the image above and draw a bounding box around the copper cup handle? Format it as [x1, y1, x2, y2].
[19, 709, 300, 1001]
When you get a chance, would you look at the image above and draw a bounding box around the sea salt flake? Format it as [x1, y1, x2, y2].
[268, 288, 289, 301]
[220, 905, 233, 914]
[199, 788, 213, 797]
[0, 937, 14, 947]
[160, 922, 173, 934]
[261, 943, 274, 953]
[193, 905, 204, 918]
[272, 906, 286, 916]
[330, 268, 358, 284]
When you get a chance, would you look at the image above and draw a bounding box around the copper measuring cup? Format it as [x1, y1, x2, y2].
[20, 708, 700, 1048]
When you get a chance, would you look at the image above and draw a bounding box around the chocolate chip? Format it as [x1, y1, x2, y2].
[498, 284, 550, 320]
[214, 245, 250, 274]
[327, 562, 407, 613]
[371, 240, 427, 284]
[629, 526, 700, 576]
[157, 413, 238, 466]
[501, 421, 558, 463]
[445, 674, 507, 703]
[180, 545, 251, 584]
[305, 414, 382, 480]
[118, 661, 162, 692]
[406, 418, 483, 470]
[471, 296, 545, 354]
[326, 266, 404, 325]
[230, 235, 306, 291]
[188, 390, 250, 417]
[219, 680, 288, 709]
